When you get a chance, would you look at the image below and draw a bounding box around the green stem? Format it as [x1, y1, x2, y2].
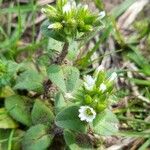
[7, 129, 15, 150]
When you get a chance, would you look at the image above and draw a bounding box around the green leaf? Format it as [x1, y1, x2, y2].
[63, 66, 80, 92]
[64, 130, 81, 150]
[55, 105, 87, 132]
[93, 109, 119, 136]
[64, 130, 93, 149]
[47, 64, 67, 92]
[14, 70, 44, 93]
[5, 95, 32, 126]
[130, 78, 150, 86]
[55, 92, 67, 114]
[111, 0, 136, 18]
[0, 86, 14, 98]
[47, 37, 64, 52]
[41, 20, 66, 42]
[22, 124, 53, 150]
[0, 108, 18, 129]
[31, 99, 54, 126]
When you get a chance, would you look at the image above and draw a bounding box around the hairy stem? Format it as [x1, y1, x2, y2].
[55, 42, 69, 65]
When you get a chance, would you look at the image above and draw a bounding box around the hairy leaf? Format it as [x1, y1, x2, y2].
[55, 105, 87, 132]
[5, 95, 32, 126]
[14, 70, 44, 92]
[47, 64, 67, 92]
[63, 66, 80, 92]
[31, 99, 54, 126]
[22, 124, 53, 150]
[93, 109, 119, 135]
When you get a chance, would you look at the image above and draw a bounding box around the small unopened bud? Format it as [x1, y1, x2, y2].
[84, 95, 92, 104]
[99, 11, 106, 19]
[82, 25, 93, 32]
[48, 22, 63, 30]
[96, 102, 107, 112]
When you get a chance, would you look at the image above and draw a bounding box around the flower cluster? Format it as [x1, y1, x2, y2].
[78, 67, 117, 123]
[41, 0, 105, 41]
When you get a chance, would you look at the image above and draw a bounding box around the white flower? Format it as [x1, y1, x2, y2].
[63, 3, 71, 13]
[62, 1, 76, 13]
[109, 72, 117, 82]
[78, 106, 96, 122]
[99, 11, 106, 19]
[48, 22, 62, 29]
[83, 75, 95, 91]
[99, 83, 107, 92]
[64, 92, 74, 99]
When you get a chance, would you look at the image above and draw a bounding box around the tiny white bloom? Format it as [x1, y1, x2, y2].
[99, 11, 106, 19]
[83, 75, 95, 91]
[109, 72, 117, 82]
[64, 93, 74, 99]
[78, 106, 96, 122]
[63, 2, 71, 13]
[99, 83, 107, 92]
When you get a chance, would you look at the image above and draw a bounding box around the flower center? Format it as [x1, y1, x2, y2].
[85, 108, 93, 116]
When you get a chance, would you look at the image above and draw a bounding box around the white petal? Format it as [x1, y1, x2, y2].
[84, 75, 94, 84]
[99, 83, 107, 92]
[84, 83, 93, 91]
[48, 24, 54, 29]
[83, 75, 95, 91]
[99, 11, 106, 19]
[63, 3, 71, 13]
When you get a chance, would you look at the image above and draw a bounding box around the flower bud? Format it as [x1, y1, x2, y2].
[96, 102, 107, 112]
[48, 22, 63, 30]
[84, 95, 92, 104]
[81, 25, 93, 32]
